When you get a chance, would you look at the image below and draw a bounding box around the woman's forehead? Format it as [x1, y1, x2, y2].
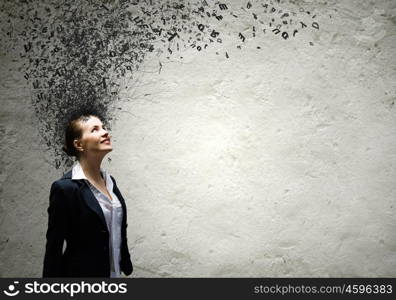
[81, 116, 102, 129]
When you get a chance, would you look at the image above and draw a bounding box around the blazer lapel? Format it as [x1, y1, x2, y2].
[79, 182, 108, 231]
[112, 184, 127, 222]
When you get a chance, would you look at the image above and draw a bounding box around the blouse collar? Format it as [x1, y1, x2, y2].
[71, 161, 110, 186]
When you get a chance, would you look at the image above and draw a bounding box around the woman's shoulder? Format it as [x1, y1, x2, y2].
[50, 170, 79, 191]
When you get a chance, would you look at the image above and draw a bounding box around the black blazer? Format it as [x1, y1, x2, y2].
[43, 170, 133, 277]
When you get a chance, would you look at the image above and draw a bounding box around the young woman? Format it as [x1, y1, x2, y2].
[43, 114, 133, 277]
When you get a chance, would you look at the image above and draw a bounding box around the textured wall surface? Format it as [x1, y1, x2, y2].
[0, 0, 395, 277]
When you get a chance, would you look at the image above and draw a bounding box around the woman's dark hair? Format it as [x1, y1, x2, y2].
[62, 114, 101, 158]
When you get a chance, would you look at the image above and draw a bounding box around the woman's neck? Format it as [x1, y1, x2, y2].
[78, 156, 104, 182]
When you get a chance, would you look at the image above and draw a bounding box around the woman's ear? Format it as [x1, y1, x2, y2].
[73, 139, 84, 153]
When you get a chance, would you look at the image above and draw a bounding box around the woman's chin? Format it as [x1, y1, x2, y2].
[100, 146, 113, 153]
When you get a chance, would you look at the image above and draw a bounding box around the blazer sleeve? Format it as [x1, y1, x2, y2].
[42, 181, 70, 277]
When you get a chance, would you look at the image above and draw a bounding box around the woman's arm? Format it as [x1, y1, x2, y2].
[42, 181, 69, 277]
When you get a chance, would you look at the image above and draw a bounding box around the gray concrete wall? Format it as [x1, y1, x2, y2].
[0, 0, 395, 277]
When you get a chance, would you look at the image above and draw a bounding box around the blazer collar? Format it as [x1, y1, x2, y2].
[61, 170, 72, 179]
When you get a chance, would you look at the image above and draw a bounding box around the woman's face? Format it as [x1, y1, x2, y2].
[74, 116, 112, 157]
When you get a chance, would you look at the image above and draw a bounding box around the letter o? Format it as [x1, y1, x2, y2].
[40, 283, 51, 293]
[108, 283, 119, 293]
[91, 283, 102, 293]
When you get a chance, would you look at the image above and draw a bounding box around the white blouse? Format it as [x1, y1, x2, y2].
[72, 161, 123, 278]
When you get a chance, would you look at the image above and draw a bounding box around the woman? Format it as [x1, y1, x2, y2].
[43, 114, 133, 277]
